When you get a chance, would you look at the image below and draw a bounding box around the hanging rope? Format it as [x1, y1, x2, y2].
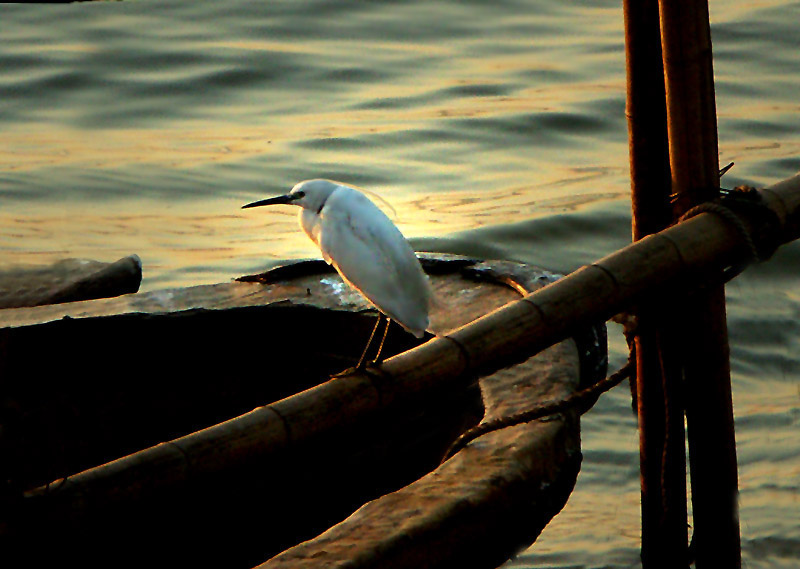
[440, 319, 638, 464]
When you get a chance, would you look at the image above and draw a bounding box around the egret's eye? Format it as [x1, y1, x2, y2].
[295, 191, 305, 198]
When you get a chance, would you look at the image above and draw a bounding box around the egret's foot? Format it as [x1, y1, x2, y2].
[330, 360, 385, 379]
[363, 360, 389, 379]
[331, 366, 360, 378]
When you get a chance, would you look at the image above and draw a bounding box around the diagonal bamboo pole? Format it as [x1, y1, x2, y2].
[19, 173, 800, 536]
[658, 0, 742, 565]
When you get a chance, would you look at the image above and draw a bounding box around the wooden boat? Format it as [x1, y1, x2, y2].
[0, 253, 606, 569]
[0, 254, 142, 309]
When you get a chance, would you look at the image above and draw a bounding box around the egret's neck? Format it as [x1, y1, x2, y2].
[299, 208, 322, 246]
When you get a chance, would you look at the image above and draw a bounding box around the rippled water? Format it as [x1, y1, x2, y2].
[1, 1, 798, 567]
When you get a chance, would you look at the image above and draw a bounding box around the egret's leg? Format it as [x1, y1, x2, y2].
[355, 313, 384, 370]
[371, 317, 392, 365]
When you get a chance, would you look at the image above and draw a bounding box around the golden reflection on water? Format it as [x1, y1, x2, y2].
[0, 90, 631, 290]
[0, 172, 626, 292]
[0, 126, 276, 171]
[0, 200, 294, 287]
[200, 39, 454, 57]
[1, 52, 623, 171]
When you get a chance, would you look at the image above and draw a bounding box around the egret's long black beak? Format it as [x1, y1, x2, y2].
[242, 194, 300, 209]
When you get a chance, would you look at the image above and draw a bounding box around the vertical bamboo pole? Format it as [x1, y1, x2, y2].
[623, 0, 688, 566]
[625, 0, 671, 241]
[658, 0, 742, 567]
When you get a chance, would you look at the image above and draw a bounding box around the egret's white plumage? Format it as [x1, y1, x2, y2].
[242, 179, 432, 342]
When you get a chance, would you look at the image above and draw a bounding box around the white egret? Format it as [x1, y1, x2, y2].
[242, 179, 432, 371]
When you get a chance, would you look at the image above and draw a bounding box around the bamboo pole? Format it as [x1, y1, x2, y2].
[622, 0, 687, 565]
[18, 173, 800, 536]
[624, 0, 671, 241]
[659, 0, 720, 213]
[658, 0, 741, 565]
